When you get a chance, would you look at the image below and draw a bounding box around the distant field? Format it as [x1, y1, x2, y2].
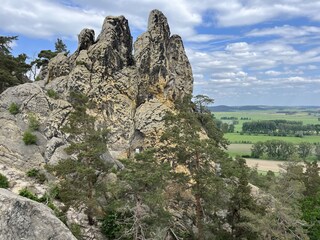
[214, 107, 320, 159]
[224, 133, 320, 144]
[227, 144, 252, 157]
[214, 109, 320, 144]
[214, 110, 320, 132]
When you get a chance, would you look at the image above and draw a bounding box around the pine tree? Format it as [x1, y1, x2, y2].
[160, 95, 227, 239]
[301, 161, 320, 239]
[47, 92, 109, 225]
[101, 150, 172, 240]
[0, 36, 30, 92]
[226, 157, 265, 240]
[256, 161, 309, 239]
[31, 38, 68, 70]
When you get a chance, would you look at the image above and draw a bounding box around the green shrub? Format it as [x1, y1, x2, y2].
[70, 223, 83, 240]
[47, 89, 59, 99]
[26, 168, 39, 177]
[0, 173, 9, 188]
[48, 185, 62, 200]
[26, 168, 47, 183]
[28, 113, 40, 131]
[19, 188, 39, 201]
[101, 211, 132, 239]
[8, 102, 19, 115]
[23, 131, 37, 145]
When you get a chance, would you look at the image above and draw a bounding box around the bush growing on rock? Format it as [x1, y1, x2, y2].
[19, 188, 39, 201]
[8, 102, 19, 115]
[47, 89, 59, 99]
[28, 113, 40, 131]
[0, 173, 9, 188]
[26, 168, 47, 183]
[23, 131, 37, 145]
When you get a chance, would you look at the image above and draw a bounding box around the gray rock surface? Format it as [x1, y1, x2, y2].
[0, 188, 76, 240]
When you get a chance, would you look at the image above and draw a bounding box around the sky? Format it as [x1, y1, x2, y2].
[1, 0, 320, 106]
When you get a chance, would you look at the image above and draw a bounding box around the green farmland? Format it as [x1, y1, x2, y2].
[214, 109, 320, 133]
[224, 133, 320, 144]
[213, 107, 320, 158]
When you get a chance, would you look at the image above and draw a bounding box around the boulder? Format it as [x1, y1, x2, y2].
[0, 188, 76, 240]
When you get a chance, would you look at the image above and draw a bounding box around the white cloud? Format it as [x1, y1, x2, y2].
[248, 25, 320, 38]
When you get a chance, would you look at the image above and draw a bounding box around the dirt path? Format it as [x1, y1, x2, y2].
[245, 159, 285, 172]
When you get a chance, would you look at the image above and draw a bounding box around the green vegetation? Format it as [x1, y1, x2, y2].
[225, 132, 319, 144]
[19, 187, 39, 201]
[28, 113, 40, 131]
[8, 102, 19, 115]
[214, 109, 320, 133]
[242, 119, 320, 136]
[22, 131, 37, 145]
[37, 98, 319, 239]
[46, 91, 109, 226]
[69, 223, 83, 240]
[47, 89, 59, 99]
[102, 150, 172, 239]
[249, 140, 319, 160]
[26, 168, 47, 183]
[31, 38, 68, 70]
[0, 173, 9, 188]
[0, 36, 30, 93]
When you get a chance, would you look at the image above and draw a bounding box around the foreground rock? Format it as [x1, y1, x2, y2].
[0, 188, 76, 240]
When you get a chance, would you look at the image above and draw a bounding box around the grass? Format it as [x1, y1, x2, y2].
[215, 108, 320, 159]
[214, 110, 320, 132]
[214, 109, 320, 144]
[224, 133, 320, 144]
[226, 143, 252, 157]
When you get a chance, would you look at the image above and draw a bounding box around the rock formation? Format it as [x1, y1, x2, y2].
[0, 9, 193, 172]
[0, 188, 76, 240]
[0, 9, 193, 238]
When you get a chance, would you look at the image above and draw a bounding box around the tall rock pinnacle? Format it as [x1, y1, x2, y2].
[134, 9, 193, 103]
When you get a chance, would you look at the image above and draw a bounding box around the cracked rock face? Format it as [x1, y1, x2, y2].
[0, 9, 193, 173]
[0, 189, 76, 240]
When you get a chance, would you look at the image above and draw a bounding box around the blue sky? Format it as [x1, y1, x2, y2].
[1, 0, 320, 106]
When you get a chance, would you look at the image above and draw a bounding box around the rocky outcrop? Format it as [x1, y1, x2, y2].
[0, 9, 193, 240]
[0, 9, 193, 169]
[0, 188, 76, 240]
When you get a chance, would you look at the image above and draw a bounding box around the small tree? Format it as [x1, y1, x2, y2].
[251, 141, 265, 158]
[298, 142, 314, 160]
[31, 38, 68, 71]
[55, 38, 68, 53]
[315, 144, 320, 161]
[255, 161, 308, 239]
